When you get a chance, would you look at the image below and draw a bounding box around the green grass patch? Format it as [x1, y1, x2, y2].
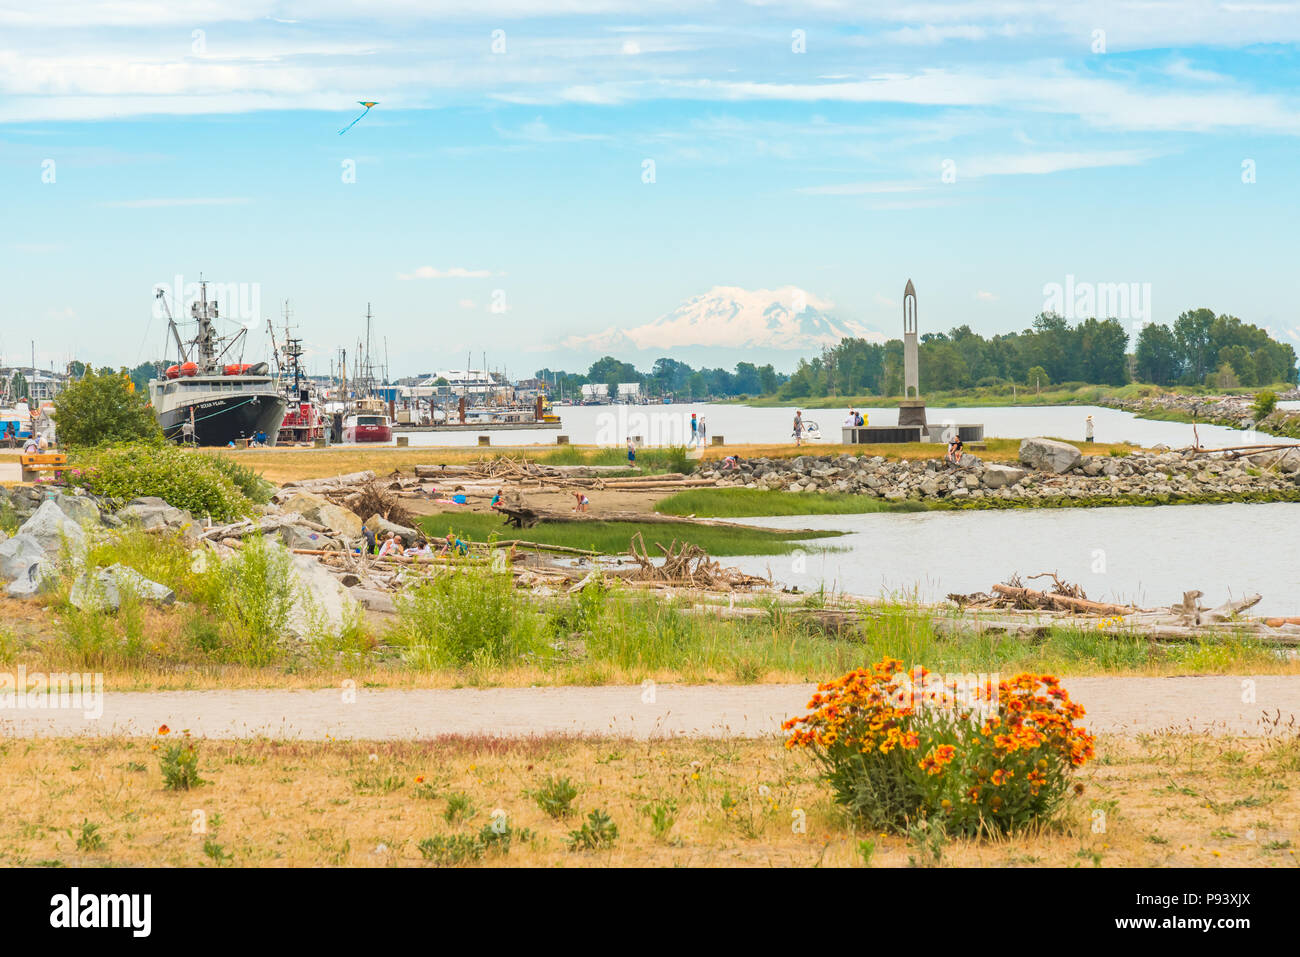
[655, 488, 926, 518]
[416, 512, 841, 556]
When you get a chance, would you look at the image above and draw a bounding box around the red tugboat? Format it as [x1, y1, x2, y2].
[342, 397, 392, 442]
[268, 317, 326, 444]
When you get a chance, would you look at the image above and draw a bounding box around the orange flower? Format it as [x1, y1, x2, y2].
[158, 724, 170, 735]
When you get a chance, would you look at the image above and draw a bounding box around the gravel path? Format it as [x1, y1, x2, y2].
[2, 676, 1297, 739]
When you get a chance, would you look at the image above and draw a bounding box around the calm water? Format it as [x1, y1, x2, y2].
[724, 502, 1300, 616]
[393, 402, 1258, 449]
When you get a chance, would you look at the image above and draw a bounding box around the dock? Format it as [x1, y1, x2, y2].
[395, 420, 563, 433]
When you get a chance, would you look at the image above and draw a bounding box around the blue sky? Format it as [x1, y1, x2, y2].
[2, 1, 1299, 376]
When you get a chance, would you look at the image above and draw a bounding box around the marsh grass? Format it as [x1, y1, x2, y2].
[416, 512, 839, 557]
[656, 488, 926, 517]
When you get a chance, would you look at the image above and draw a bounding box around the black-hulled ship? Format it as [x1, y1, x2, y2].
[149, 279, 287, 446]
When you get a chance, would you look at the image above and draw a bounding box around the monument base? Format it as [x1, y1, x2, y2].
[898, 399, 927, 428]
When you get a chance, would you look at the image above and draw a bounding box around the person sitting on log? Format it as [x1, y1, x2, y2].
[439, 532, 469, 556]
[377, 533, 403, 557]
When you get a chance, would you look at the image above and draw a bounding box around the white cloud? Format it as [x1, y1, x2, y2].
[975, 290, 998, 301]
[397, 266, 496, 280]
[99, 197, 250, 207]
[457, 298, 477, 309]
[960, 149, 1162, 177]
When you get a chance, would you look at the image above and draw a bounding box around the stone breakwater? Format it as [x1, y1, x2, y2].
[698, 437, 1300, 506]
[1101, 391, 1300, 440]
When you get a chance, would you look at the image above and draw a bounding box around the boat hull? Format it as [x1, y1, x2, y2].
[158, 394, 288, 447]
[343, 424, 392, 443]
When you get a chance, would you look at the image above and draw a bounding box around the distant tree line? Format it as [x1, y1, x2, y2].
[535, 357, 787, 400]
[537, 308, 1295, 402]
[1134, 308, 1296, 387]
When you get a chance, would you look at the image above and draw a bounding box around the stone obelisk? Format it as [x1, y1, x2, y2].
[898, 278, 927, 428]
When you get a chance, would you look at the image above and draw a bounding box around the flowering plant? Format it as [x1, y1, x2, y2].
[783, 658, 1095, 835]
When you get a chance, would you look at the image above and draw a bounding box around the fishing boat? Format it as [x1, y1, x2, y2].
[342, 396, 392, 442]
[339, 303, 393, 442]
[149, 279, 287, 446]
[269, 309, 327, 444]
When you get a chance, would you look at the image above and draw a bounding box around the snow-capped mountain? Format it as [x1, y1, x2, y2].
[562, 286, 884, 352]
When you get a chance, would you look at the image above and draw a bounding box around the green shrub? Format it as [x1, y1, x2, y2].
[216, 535, 294, 666]
[203, 454, 274, 504]
[159, 733, 205, 791]
[395, 566, 534, 668]
[53, 369, 162, 448]
[531, 775, 580, 819]
[63, 444, 254, 521]
[566, 809, 618, 851]
[417, 834, 483, 866]
[1254, 390, 1278, 419]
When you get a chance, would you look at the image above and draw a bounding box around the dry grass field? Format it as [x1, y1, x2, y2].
[2, 731, 1295, 868]
[0, 437, 1143, 485]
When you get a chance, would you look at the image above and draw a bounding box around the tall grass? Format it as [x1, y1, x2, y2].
[216, 535, 294, 667]
[416, 512, 840, 556]
[394, 564, 538, 668]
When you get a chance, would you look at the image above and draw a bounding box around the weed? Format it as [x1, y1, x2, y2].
[565, 809, 618, 851]
[443, 792, 476, 824]
[74, 820, 104, 853]
[531, 775, 579, 819]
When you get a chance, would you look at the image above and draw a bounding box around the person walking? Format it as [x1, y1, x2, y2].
[689, 413, 698, 447]
[793, 410, 804, 446]
[698, 415, 707, 445]
[626, 436, 636, 466]
[1085, 415, 1095, 444]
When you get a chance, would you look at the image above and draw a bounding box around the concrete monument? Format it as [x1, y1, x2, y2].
[898, 278, 927, 428]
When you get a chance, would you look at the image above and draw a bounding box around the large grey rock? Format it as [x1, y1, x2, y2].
[117, 496, 190, 529]
[6, 560, 55, 598]
[287, 552, 360, 638]
[0, 533, 45, 581]
[282, 491, 364, 540]
[366, 514, 421, 543]
[274, 524, 342, 552]
[16, 500, 86, 556]
[69, 564, 176, 612]
[1019, 437, 1082, 474]
[350, 586, 397, 615]
[49, 490, 100, 526]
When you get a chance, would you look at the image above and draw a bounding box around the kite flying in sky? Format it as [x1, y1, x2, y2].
[338, 101, 379, 135]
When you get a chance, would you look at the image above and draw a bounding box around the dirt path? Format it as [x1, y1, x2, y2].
[2, 677, 1296, 740]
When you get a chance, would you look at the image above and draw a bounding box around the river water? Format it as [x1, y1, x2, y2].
[722, 502, 1300, 617]
[395, 401, 1259, 449]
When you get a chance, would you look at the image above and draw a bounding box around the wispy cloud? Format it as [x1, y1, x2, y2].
[397, 266, 498, 280]
[99, 197, 250, 207]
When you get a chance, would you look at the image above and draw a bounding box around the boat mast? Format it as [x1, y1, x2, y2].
[191, 278, 219, 372]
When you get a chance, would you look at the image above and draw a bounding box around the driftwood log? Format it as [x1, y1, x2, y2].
[990, 584, 1139, 616]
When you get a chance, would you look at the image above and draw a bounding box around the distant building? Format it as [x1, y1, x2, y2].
[616, 382, 641, 400]
[420, 370, 497, 395]
[1, 366, 69, 403]
[580, 383, 610, 403]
